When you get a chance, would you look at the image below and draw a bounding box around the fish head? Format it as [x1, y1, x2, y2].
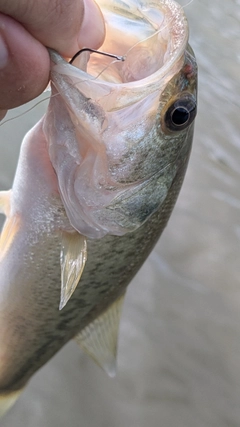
[44, 0, 197, 239]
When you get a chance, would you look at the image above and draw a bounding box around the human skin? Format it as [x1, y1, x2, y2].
[0, 0, 105, 119]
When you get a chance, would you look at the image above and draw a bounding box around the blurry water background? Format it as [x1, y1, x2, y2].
[0, 0, 240, 426]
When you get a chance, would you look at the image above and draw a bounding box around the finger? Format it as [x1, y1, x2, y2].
[76, 0, 106, 54]
[0, 13, 50, 111]
[0, 0, 105, 57]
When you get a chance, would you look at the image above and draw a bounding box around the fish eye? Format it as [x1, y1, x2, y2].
[164, 94, 197, 132]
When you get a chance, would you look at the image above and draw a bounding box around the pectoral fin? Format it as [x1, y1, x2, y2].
[0, 190, 11, 216]
[0, 390, 22, 417]
[0, 216, 20, 261]
[75, 294, 125, 377]
[59, 231, 87, 310]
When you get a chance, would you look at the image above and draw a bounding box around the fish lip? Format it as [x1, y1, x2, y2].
[49, 0, 189, 89]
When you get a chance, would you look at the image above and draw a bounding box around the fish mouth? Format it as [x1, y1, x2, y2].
[51, 0, 188, 87]
[85, 0, 188, 84]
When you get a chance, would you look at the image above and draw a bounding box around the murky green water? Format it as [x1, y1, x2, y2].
[0, 1, 240, 426]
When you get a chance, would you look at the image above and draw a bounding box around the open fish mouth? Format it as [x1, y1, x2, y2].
[73, 0, 188, 84]
[71, 0, 188, 85]
[50, 0, 189, 89]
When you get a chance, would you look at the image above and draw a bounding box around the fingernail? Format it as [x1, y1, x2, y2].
[0, 34, 8, 69]
[78, 0, 105, 50]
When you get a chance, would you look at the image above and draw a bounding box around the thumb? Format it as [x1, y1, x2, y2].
[0, 0, 105, 57]
[0, 14, 50, 111]
[0, 0, 105, 115]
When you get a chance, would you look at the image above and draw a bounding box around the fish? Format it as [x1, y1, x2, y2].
[0, 0, 197, 416]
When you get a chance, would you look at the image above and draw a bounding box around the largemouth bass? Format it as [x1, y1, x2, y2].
[0, 0, 197, 416]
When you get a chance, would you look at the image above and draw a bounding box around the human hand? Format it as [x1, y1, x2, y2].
[0, 0, 105, 120]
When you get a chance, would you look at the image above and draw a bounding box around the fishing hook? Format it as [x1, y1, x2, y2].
[69, 48, 125, 64]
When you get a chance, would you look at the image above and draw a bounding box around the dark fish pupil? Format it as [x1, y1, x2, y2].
[171, 107, 189, 126]
[163, 94, 197, 132]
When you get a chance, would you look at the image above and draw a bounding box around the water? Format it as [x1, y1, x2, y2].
[0, 1, 240, 426]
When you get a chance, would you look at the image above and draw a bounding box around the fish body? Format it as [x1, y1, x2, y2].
[0, 0, 197, 415]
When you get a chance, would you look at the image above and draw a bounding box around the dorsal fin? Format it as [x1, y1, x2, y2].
[0, 190, 11, 216]
[75, 294, 125, 377]
[59, 231, 87, 310]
